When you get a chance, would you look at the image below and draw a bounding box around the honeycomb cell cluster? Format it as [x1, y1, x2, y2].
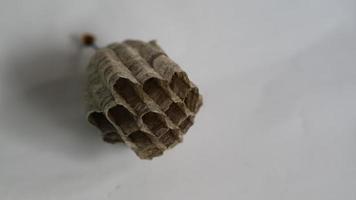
[85, 40, 202, 159]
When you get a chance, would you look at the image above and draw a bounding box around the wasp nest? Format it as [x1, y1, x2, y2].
[85, 40, 202, 159]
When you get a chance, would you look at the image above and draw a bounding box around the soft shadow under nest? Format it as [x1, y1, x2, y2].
[1, 41, 127, 159]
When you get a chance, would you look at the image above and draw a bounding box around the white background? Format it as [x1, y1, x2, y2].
[0, 0, 356, 199]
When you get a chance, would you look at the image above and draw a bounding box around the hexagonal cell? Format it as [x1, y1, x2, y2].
[142, 112, 168, 137]
[88, 112, 115, 133]
[139, 146, 163, 159]
[128, 131, 153, 149]
[184, 88, 200, 112]
[103, 132, 123, 143]
[108, 105, 137, 135]
[143, 78, 171, 109]
[179, 116, 194, 133]
[88, 112, 122, 143]
[114, 78, 143, 109]
[169, 73, 190, 99]
[165, 102, 186, 125]
[159, 130, 179, 147]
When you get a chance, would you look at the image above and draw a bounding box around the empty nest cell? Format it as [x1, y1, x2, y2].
[108, 105, 137, 135]
[143, 78, 171, 109]
[165, 102, 186, 125]
[114, 78, 144, 110]
[169, 72, 191, 99]
[139, 146, 163, 158]
[184, 88, 201, 112]
[88, 112, 122, 143]
[159, 130, 180, 148]
[128, 131, 153, 149]
[102, 132, 123, 144]
[179, 116, 194, 134]
[142, 112, 168, 137]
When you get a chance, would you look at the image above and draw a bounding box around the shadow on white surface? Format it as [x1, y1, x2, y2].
[0, 36, 128, 161]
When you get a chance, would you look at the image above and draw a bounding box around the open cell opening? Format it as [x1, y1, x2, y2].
[159, 130, 179, 147]
[184, 88, 200, 112]
[165, 102, 186, 125]
[170, 73, 190, 99]
[103, 132, 123, 143]
[108, 105, 136, 135]
[114, 78, 142, 109]
[179, 116, 194, 133]
[88, 112, 123, 143]
[142, 112, 168, 137]
[141, 146, 163, 158]
[143, 78, 170, 108]
[128, 131, 152, 149]
[88, 112, 115, 133]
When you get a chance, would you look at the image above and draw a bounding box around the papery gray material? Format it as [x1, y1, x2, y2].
[85, 40, 202, 159]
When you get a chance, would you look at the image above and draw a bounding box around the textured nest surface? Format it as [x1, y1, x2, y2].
[85, 40, 202, 159]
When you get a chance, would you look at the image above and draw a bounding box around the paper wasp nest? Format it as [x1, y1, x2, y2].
[85, 40, 202, 159]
